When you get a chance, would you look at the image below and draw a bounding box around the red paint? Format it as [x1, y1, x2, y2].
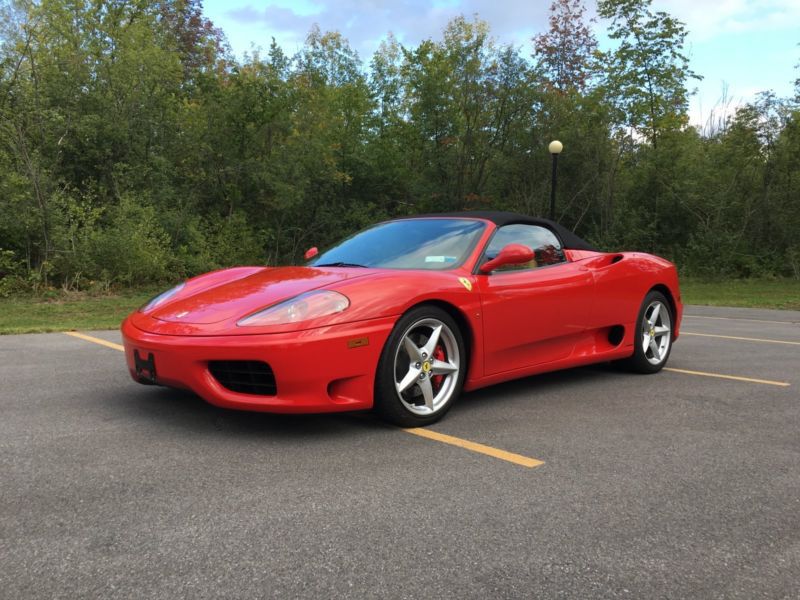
[122, 217, 682, 414]
[479, 243, 534, 273]
[477, 261, 594, 373]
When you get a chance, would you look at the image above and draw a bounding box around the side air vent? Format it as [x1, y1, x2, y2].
[608, 325, 625, 346]
[209, 361, 277, 396]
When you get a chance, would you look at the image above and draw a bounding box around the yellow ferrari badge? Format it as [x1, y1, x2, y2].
[458, 277, 473, 291]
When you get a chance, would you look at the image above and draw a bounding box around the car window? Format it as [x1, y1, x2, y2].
[310, 218, 486, 270]
[483, 224, 566, 272]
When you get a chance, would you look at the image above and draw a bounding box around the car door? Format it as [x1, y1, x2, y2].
[476, 224, 594, 375]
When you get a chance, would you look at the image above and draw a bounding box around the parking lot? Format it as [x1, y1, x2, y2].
[1, 305, 798, 598]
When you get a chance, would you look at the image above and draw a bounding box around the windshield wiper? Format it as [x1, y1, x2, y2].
[315, 262, 368, 268]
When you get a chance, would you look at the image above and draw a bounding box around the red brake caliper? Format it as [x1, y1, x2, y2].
[432, 345, 446, 391]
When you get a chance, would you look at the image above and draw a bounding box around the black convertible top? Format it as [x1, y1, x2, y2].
[399, 210, 597, 251]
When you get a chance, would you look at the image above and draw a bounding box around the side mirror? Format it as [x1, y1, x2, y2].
[304, 247, 319, 260]
[479, 243, 534, 274]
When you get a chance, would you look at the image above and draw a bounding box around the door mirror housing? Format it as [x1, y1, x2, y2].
[304, 246, 319, 260]
[479, 243, 534, 274]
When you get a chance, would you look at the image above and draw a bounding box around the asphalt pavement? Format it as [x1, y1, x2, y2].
[1, 306, 798, 599]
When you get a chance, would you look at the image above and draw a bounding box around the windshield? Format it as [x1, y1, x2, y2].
[311, 218, 486, 270]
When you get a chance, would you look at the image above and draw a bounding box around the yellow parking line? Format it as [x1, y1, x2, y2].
[404, 428, 545, 468]
[64, 331, 124, 352]
[664, 367, 790, 387]
[682, 332, 800, 346]
[64, 330, 545, 469]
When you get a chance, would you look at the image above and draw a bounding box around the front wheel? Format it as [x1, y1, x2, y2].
[374, 306, 466, 427]
[624, 290, 673, 373]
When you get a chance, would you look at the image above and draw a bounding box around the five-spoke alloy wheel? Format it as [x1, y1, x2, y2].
[626, 290, 674, 373]
[375, 306, 466, 426]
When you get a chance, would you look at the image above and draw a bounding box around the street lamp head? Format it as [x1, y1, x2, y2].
[548, 140, 563, 155]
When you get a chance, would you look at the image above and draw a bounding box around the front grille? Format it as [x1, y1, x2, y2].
[208, 361, 277, 396]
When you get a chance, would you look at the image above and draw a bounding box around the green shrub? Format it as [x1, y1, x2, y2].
[86, 195, 172, 286]
[0, 249, 27, 297]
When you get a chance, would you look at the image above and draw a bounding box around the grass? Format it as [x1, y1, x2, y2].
[0, 289, 156, 335]
[1, 278, 798, 335]
[680, 278, 800, 310]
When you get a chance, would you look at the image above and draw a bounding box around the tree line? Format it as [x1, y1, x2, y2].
[0, 0, 798, 295]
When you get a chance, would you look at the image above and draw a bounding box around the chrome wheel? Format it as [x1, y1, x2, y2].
[641, 299, 671, 366]
[393, 318, 460, 416]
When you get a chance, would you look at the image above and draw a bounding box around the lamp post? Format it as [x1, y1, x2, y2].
[548, 140, 563, 220]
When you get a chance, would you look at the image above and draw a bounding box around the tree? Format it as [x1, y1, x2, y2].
[532, 0, 597, 93]
[1, 1, 798, 292]
[158, 0, 228, 80]
[794, 45, 800, 101]
[598, 0, 700, 147]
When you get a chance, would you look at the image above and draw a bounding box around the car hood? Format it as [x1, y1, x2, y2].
[151, 266, 372, 324]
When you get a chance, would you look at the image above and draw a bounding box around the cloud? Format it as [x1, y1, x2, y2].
[653, 0, 800, 41]
[223, 0, 800, 58]
[218, 0, 796, 119]
[225, 0, 552, 57]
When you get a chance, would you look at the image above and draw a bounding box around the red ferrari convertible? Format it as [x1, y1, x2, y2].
[122, 211, 681, 426]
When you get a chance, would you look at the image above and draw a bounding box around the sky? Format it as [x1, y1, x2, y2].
[202, 0, 800, 128]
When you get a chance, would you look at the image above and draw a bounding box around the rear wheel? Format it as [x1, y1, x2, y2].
[374, 306, 466, 427]
[624, 290, 673, 373]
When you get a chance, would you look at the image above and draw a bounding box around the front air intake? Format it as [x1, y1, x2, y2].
[208, 361, 277, 396]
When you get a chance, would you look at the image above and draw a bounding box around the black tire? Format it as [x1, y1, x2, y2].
[623, 290, 674, 374]
[374, 305, 467, 427]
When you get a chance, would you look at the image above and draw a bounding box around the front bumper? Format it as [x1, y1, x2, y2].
[121, 316, 395, 413]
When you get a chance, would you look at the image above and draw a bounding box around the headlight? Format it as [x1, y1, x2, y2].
[140, 283, 185, 313]
[237, 290, 349, 327]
